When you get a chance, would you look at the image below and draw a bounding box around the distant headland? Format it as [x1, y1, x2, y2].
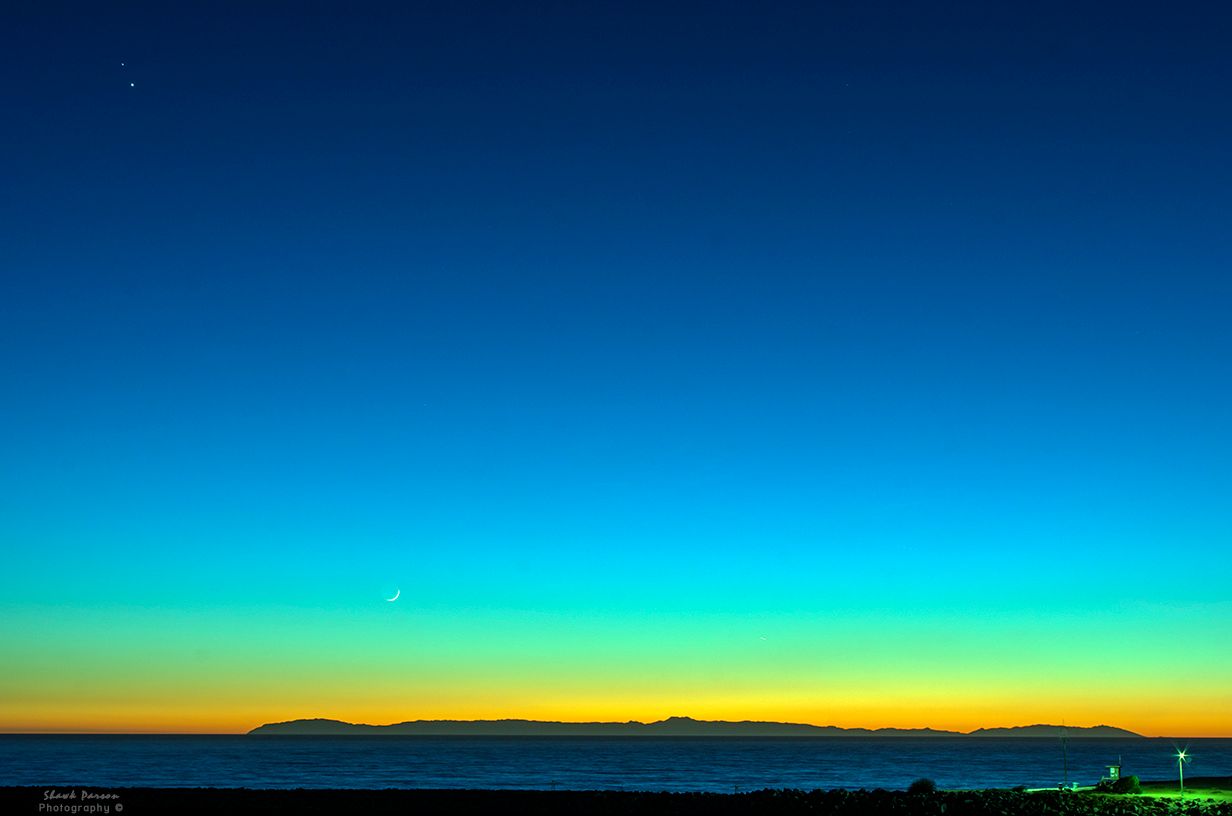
[249, 717, 1141, 738]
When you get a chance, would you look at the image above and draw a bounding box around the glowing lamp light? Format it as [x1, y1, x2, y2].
[1175, 749, 1191, 796]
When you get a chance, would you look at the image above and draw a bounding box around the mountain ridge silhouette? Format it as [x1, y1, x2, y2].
[249, 716, 1142, 738]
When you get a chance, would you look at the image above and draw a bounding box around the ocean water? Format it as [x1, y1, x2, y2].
[1, 736, 1228, 792]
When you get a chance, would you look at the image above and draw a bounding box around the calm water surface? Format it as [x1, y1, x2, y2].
[2, 736, 1229, 792]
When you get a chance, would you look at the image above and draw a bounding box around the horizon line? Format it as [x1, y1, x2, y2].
[1, 731, 1222, 738]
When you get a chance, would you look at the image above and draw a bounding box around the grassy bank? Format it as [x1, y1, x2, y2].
[5, 786, 1232, 816]
[1134, 777, 1232, 803]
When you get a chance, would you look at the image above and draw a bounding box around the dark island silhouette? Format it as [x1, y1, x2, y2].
[249, 716, 1141, 737]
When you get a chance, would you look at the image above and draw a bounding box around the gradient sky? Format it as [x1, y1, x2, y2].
[2, 2, 1230, 736]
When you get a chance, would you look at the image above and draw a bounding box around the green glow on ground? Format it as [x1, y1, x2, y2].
[1132, 779, 1232, 803]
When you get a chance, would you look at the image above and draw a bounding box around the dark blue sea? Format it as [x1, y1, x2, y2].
[2, 737, 1229, 792]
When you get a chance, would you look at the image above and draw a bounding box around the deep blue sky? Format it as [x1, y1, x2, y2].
[2, 2, 1230, 732]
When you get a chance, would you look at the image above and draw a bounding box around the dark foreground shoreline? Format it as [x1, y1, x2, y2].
[4, 786, 1232, 816]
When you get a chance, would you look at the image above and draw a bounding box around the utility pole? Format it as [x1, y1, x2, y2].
[1060, 724, 1069, 789]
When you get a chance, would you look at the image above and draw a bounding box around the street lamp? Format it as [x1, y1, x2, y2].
[1175, 749, 1191, 797]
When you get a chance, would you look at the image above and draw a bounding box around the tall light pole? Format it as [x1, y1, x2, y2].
[1061, 726, 1069, 789]
[1175, 749, 1190, 797]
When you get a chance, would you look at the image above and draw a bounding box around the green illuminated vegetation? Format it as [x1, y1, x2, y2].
[1134, 778, 1232, 803]
[1095, 775, 1142, 795]
[1087, 777, 1232, 804]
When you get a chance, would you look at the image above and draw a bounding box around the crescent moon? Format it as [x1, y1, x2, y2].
[385, 588, 401, 602]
